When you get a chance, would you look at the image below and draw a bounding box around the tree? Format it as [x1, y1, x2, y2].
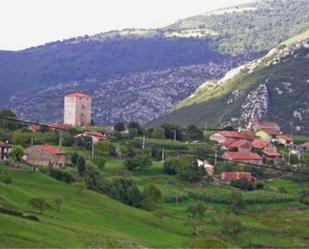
[128, 128, 138, 139]
[151, 127, 165, 139]
[229, 192, 245, 215]
[216, 213, 242, 236]
[186, 125, 204, 141]
[143, 184, 162, 207]
[161, 123, 183, 141]
[230, 179, 254, 191]
[124, 151, 152, 171]
[110, 178, 143, 207]
[71, 152, 79, 165]
[95, 141, 115, 157]
[9, 145, 24, 162]
[163, 157, 183, 175]
[29, 197, 49, 214]
[114, 122, 125, 132]
[186, 202, 206, 220]
[0, 109, 23, 130]
[128, 121, 143, 135]
[53, 195, 63, 212]
[178, 156, 205, 182]
[77, 156, 86, 176]
[73, 135, 92, 150]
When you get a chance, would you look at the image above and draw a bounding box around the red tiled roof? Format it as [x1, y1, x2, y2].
[29, 124, 42, 132]
[84, 131, 107, 139]
[277, 135, 293, 142]
[222, 140, 251, 148]
[49, 123, 72, 130]
[65, 92, 90, 98]
[223, 152, 262, 161]
[221, 172, 253, 182]
[216, 131, 256, 140]
[263, 151, 282, 157]
[31, 145, 64, 155]
[252, 139, 270, 149]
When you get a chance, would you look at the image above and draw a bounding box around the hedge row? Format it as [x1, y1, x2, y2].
[0, 206, 39, 221]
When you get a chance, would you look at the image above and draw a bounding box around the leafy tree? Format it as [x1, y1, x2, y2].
[163, 157, 183, 175]
[128, 121, 143, 135]
[161, 123, 183, 141]
[77, 156, 86, 176]
[143, 184, 162, 207]
[29, 197, 49, 214]
[151, 127, 165, 139]
[53, 194, 63, 212]
[9, 145, 24, 162]
[0, 109, 23, 130]
[229, 192, 245, 214]
[114, 122, 125, 132]
[186, 202, 206, 220]
[124, 151, 152, 171]
[178, 156, 205, 182]
[91, 157, 106, 170]
[128, 128, 138, 139]
[230, 179, 255, 191]
[110, 178, 143, 207]
[71, 152, 79, 165]
[95, 141, 116, 157]
[186, 125, 204, 141]
[216, 213, 243, 236]
[73, 135, 92, 150]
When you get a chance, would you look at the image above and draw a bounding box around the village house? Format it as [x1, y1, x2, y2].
[222, 152, 263, 165]
[251, 139, 277, 152]
[253, 121, 281, 141]
[75, 131, 108, 144]
[25, 145, 66, 168]
[0, 141, 11, 161]
[263, 150, 282, 165]
[221, 140, 252, 153]
[210, 131, 256, 144]
[276, 135, 293, 146]
[221, 172, 253, 183]
[197, 159, 215, 176]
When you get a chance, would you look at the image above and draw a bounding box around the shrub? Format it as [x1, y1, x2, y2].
[110, 178, 143, 207]
[186, 202, 206, 220]
[143, 184, 162, 209]
[71, 152, 79, 165]
[48, 168, 75, 183]
[191, 237, 227, 249]
[0, 170, 13, 184]
[95, 141, 116, 157]
[29, 197, 49, 214]
[91, 157, 107, 170]
[230, 179, 255, 191]
[216, 213, 242, 236]
[9, 145, 24, 162]
[163, 157, 182, 175]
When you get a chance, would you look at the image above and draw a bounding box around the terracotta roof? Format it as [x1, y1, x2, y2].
[31, 145, 64, 155]
[223, 152, 262, 161]
[216, 131, 256, 140]
[277, 135, 293, 142]
[65, 92, 90, 98]
[29, 124, 42, 132]
[252, 139, 270, 149]
[222, 139, 251, 149]
[221, 172, 253, 182]
[263, 150, 282, 157]
[49, 123, 72, 130]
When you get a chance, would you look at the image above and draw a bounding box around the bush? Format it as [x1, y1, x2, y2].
[91, 157, 107, 170]
[230, 179, 255, 191]
[191, 237, 227, 249]
[143, 184, 162, 209]
[216, 213, 242, 236]
[29, 197, 49, 214]
[9, 145, 24, 162]
[178, 155, 205, 182]
[48, 168, 75, 183]
[110, 178, 143, 207]
[163, 157, 182, 175]
[0, 170, 13, 184]
[95, 141, 116, 157]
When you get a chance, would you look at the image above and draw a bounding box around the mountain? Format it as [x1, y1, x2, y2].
[148, 31, 309, 134]
[0, 0, 309, 125]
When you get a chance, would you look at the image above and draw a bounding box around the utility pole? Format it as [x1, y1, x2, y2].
[91, 141, 95, 159]
[58, 130, 63, 148]
[215, 152, 217, 166]
[161, 147, 165, 162]
[142, 135, 145, 150]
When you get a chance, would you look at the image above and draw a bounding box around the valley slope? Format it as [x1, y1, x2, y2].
[149, 31, 309, 134]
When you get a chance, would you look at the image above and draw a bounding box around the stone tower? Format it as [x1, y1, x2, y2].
[64, 92, 92, 127]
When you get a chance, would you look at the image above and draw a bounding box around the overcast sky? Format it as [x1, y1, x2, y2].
[0, 0, 253, 51]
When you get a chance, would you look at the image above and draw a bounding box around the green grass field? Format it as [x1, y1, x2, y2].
[1, 158, 309, 248]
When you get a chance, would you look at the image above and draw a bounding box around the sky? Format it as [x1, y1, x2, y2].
[0, 0, 253, 51]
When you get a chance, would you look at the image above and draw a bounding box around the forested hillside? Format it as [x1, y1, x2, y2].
[0, 0, 308, 125]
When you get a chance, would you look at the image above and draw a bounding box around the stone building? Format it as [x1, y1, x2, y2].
[25, 145, 66, 168]
[0, 141, 11, 161]
[64, 92, 92, 127]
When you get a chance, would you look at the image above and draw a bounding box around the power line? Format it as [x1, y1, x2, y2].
[0, 116, 68, 131]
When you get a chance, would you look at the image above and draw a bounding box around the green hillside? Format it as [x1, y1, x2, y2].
[149, 31, 309, 134]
